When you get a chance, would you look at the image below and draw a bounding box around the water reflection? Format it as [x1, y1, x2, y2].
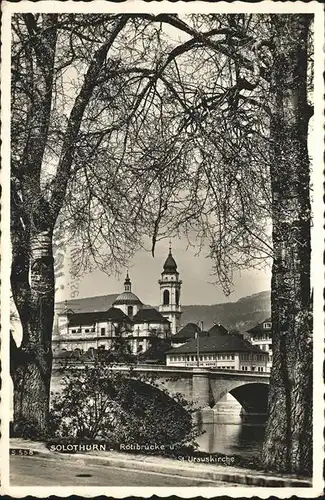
[196, 421, 265, 457]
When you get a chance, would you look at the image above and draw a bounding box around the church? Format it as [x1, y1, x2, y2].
[52, 247, 182, 356]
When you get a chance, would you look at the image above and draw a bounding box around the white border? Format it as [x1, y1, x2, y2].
[1, 1, 324, 498]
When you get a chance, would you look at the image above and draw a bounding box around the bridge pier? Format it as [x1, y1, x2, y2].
[192, 368, 212, 409]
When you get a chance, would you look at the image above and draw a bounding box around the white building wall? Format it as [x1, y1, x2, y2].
[250, 338, 272, 372]
[167, 352, 268, 371]
[113, 303, 141, 317]
[159, 271, 182, 335]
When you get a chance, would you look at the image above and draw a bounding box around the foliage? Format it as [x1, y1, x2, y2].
[49, 360, 198, 450]
[138, 337, 172, 364]
[10, 417, 44, 441]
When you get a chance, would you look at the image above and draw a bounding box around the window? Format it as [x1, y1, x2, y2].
[269, 344, 272, 350]
[71, 329, 76, 333]
[231, 355, 234, 360]
[101, 327, 106, 336]
[128, 305, 133, 318]
[85, 329, 89, 333]
[264, 322, 271, 329]
[163, 289, 170, 305]
[176, 289, 179, 305]
[91, 327, 95, 333]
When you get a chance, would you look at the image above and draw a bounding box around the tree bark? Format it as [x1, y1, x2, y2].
[11, 229, 55, 436]
[262, 14, 313, 475]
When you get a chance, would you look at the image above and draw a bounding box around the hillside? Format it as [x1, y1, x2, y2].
[180, 291, 271, 331]
[56, 290, 271, 332]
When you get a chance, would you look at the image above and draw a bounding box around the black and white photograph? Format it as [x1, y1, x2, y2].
[1, 0, 324, 496]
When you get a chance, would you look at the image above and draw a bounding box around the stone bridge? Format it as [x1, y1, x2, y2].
[51, 362, 270, 416]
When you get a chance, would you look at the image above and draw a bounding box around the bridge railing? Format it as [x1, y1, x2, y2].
[52, 360, 269, 378]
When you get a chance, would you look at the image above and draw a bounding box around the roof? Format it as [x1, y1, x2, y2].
[172, 323, 201, 340]
[113, 291, 143, 306]
[56, 294, 118, 314]
[67, 307, 131, 327]
[58, 308, 75, 316]
[208, 324, 229, 336]
[247, 317, 272, 334]
[163, 250, 178, 273]
[166, 332, 265, 355]
[133, 308, 170, 324]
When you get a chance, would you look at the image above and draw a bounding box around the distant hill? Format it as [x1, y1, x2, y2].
[180, 291, 271, 331]
[56, 293, 119, 314]
[56, 290, 271, 333]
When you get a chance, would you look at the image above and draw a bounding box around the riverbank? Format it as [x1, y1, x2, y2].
[10, 438, 312, 488]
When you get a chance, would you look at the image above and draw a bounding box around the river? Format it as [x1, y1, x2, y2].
[196, 420, 265, 457]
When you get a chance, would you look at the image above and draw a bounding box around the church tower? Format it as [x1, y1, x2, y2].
[158, 244, 182, 335]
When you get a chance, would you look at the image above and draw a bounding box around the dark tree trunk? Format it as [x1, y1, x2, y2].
[11, 229, 55, 436]
[262, 14, 313, 475]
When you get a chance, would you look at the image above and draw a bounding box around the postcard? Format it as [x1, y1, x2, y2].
[1, 1, 324, 497]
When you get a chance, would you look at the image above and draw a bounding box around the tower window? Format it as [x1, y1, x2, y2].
[163, 289, 170, 305]
[176, 289, 179, 305]
[127, 305, 133, 318]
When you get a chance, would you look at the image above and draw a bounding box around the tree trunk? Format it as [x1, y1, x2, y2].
[11, 229, 55, 436]
[262, 14, 313, 475]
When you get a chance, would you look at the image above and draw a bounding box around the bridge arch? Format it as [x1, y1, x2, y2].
[210, 379, 269, 414]
[230, 382, 269, 413]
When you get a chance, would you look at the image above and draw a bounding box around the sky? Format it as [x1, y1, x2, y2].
[55, 236, 271, 306]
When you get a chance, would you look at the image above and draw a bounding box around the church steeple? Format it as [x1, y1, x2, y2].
[163, 244, 178, 273]
[158, 242, 182, 335]
[124, 271, 131, 292]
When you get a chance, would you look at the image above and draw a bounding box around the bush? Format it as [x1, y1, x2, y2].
[10, 417, 44, 440]
[49, 360, 199, 452]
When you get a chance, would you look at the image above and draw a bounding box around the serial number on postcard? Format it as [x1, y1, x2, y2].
[10, 449, 35, 456]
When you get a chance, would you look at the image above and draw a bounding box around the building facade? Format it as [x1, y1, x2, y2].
[166, 324, 268, 372]
[247, 317, 272, 372]
[53, 249, 181, 356]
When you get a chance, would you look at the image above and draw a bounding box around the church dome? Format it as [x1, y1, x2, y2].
[113, 271, 142, 306]
[113, 291, 142, 306]
[163, 250, 177, 273]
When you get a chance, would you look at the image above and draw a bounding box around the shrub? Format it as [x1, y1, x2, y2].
[49, 360, 199, 452]
[10, 417, 43, 440]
